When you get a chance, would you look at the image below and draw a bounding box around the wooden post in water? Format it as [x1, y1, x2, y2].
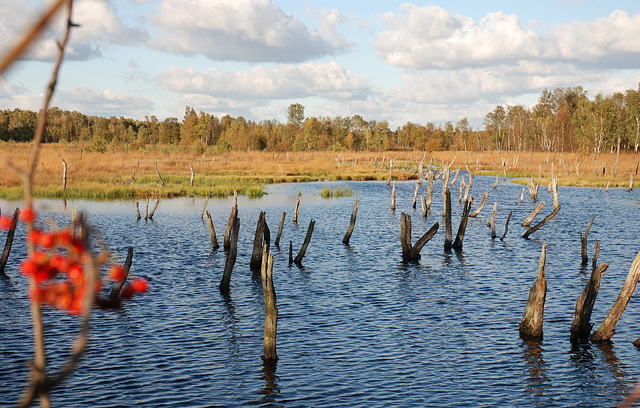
[470, 191, 488, 217]
[144, 197, 149, 220]
[154, 159, 166, 187]
[522, 201, 545, 227]
[391, 181, 396, 212]
[201, 197, 208, 219]
[500, 210, 513, 241]
[293, 219, 315, 265]
[570, 263, 608, 343]
[592, 250, 640, 341]
[62, 158, 67, 192]
[224, 193, 238, 251]
[523, 205, 560, 239]
[109, 247, 134, 300]
[220, 215, 240, 294]
[444, 189, 452, 250]
[426, 171, 434, 209]
[493, 175, 498, 189]
[452, 196, 473, 250]
[250, 211, 267, 270]
[148, 196, 159, 220]
[205, 210, 219, 249]
[412, 180, 419, 209]
[261, 243, 278, 361]
[292, 197, 301, 223]
[488, 201, 497, 239]
[0, 208, 19, 277]
[135, 202, 141, 220]
[274, 212, 286, 247]
[400, 212, 439, 261]
[342, 199, 359, 245]
[519, 242, 548, 339]
[580, 216, 595, 265]
[552, 176, 559, 209]
[459, 177, 465, 203]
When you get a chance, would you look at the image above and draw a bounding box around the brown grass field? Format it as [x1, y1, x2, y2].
[0, 142, 638, 200]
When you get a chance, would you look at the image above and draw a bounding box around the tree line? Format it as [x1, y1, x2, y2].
[1, 85, 639, 156]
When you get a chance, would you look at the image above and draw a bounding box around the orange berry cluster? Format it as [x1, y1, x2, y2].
[1, 207, 148, 314]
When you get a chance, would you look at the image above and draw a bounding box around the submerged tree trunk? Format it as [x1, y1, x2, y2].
[570, 263, 608, 343]
[274, 212, 286, 247]
[519, 242, 548, 339]
[261, 243, 278, 361]
[0, 208, 20, 276]
[522, 201, 545, 227]
[580, 216, 595, 265]
[452, 196, 473, 250]
[342, 199, 359, 245]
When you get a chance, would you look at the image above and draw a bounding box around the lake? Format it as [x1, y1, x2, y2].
[1, 174, 640, 407]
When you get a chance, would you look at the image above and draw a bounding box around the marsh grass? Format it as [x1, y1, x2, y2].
[1, 142, 638, 200]
[321, 186, 354, 198]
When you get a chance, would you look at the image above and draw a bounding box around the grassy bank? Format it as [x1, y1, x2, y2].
[0, 143, 637, 200]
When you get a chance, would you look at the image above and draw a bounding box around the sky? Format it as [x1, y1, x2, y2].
[1, 0, 640, 130]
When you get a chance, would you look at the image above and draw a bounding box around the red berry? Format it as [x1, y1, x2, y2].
[57, 229, 72, 246]
[67, 263, 83, 281]
[108, 265, 125, 282]
[38, 233, 56, 249]
[0, 215, 13, 231]
[20, 207, 35, 223]
[20, 259, 39, 276]
[27, 230, 42, 245]
[131, 278, 148, 293]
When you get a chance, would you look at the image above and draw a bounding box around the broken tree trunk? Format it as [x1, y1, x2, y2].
[250, 212, 267, 270]
[154, 159, 166, 187]
[190, 160, 195, 187]
[223, 193, 238, 251]
[426, 172, 434, 209]
[293, 197, 301, 223]
[293, 219, 315, 265]
[412, 181, 419, 209]
[135, 202, 141, 220]
[552, 175, 559, 209]
[501, 210, 513, 241]
[570, 263, 609, 343]
[391, 181, 396, 211]
[580, 216, 595, 265]
[523, 205, 561, 239]
[0, 208, 20, 277]
[470, 191, 488, 217]
[400, 212, 439, 261]
[201, 197, 208, 219]
[592, 239, 600, 271]
[261, 243, 278, 361]
[519, 242, 548, 339]
[220, 215, 240, 294]
[148, 197, 159, 220]
[109, 247, 134, 300]
[488, 201, 497, 239]
[458, 177, 465, 203]
[493, 175, 498, 189]
[342, 199, 359, 245]
[274, 212, 286, 247]
[205, 210, 219, 249]
[444, 189, 453, 251]
[592, 250, 640, 341]
[452, 196, 473, 250]
[522, 201, 545, 227]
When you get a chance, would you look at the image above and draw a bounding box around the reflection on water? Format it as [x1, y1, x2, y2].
[1, 178, 640, 406]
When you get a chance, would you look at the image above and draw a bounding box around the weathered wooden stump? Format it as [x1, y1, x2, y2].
[500, 210, 513, 241]
[0, 207, 20, 277]
[109, 247, 134, 300]
[391, 181, 396, 212]
[261, 243, 278, 361]
[580, 215, 595, 265]
[205, 210, 219, 249]
[154, 158, 166, 187]
[292, 197, 301, 223]
[519, 242, 548, 339]
[470, 191, 488, 217]
[523, 205, 560, 239]
[135, 202, 141, 220]
[342, 199, 359, 245]
[400, 212, 439, 261]
[592, 250, 640, 341]
[220, 215, 240, 294]
[488, 201, 497, 239]
[522, 201, 545, 227]
[148, 197, 159, 220]
[452, 196, 473, 250]
[570, 263, 608, 343]
[444, 189, 452, 251]
[250, 212, 268, 270]
[274, 211, 286, 247]
[412, 181, 419, 209]
[224, 192, 238, 251]
[190, 160, 195, 187]
[426, 171, 434, 209]
[293, 219, 315, 265]
[200, 197, 208, 219]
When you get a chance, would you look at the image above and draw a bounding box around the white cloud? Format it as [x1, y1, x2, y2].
[55, 87, 153, 117]
[0, 0, 148, 62]
[149, 0, 348, 62]
[155, 61, 372, 100]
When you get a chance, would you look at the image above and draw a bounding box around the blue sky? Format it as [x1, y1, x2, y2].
[1, 0, 640, 129]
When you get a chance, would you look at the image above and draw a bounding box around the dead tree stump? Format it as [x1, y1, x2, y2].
[412, 181, 419, 209]
[488, 201, 497, 239]
[201, 197, 208, 219]
[135, 202, 141, 220]
[0, 208, 20, 277]
[190, 160, 195, 187]
[293, 219, 315, 265]
[426, 171, 434, 209]
[274, 212, 286, 247]
[148, 197, 159, 219]
[205, 210, 219, 249]
[501, 210, 513, 241]
[470, 191, 488, 217]
[224, 193, 238, 251]
[261, 243, 278, 361]
[400, 212, 438, 261]
[444, 189, 452, 251]
[342, 199, 359, 245]
[452, 196, 473, 250]
[109, 247, 134, 300]
[154, 159, 166, 187]
[220, 215, 240, 294]
[580, 215, 595, 265]
[250, 212, 267, 269]
[523, 205, 561, 239]
[519, 242, 548, 339]
[391, 181, 396, 212]
[293, 197, 301, 223]
[522, 201, 545, 227]
[592, 250, 640, 341]
[570, 263, 608, 343]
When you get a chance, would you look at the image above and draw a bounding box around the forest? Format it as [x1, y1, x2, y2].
[1, 85, 640, 157]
